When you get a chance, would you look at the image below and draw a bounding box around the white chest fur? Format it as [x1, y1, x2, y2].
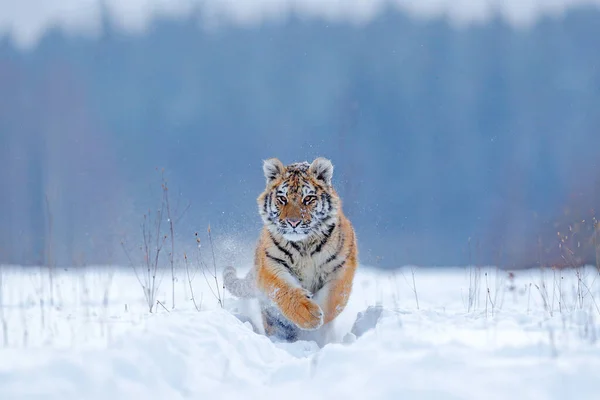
[290, 241, 340, 293]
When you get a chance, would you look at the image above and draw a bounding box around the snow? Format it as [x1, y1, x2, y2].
[0, 264, 600, 399]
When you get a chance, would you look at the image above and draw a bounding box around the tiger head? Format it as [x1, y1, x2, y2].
[257, 157, 339, 242]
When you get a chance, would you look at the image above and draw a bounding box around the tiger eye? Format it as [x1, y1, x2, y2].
[303, 195, 317, 205]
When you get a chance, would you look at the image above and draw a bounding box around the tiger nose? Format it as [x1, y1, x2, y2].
[287, 218, 301, 228]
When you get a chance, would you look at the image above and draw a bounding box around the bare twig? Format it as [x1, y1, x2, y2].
[174, 202, 191, 225]
[44, 194, 55, 307]
[535, 277, 552, 317]
[466, 237, 482, 312]
[195, 228, 223, 308]
[122, 175, 170, 313]
[527, 282, 532, 315]
[399, 266, 419, 310]
[594, 218, 600, 274]
[156, 300, 170, 313]
[411, 267, 419, 310]
[185, 253, 201, 311]
[485, 272, 495, 318]
[163, 173, 176, 309]
[121, 241, 147, 301]
[207, 225, 223, 307]
[576, 271, 600, 316]
[486, 287, 495, 318]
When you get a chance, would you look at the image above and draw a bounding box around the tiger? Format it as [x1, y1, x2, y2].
[223, 157, 358, 342]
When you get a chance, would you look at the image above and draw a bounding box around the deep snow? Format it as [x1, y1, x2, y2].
[0, 263, 599, 399]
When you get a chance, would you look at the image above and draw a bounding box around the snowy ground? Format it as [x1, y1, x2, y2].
[0, 263, 599, 399]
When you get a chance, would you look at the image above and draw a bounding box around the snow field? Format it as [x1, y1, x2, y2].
[0, 263, 599, 399]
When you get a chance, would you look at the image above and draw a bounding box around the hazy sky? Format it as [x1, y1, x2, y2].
[0, 0, 598, 48]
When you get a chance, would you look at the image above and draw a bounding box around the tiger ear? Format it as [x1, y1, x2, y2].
[263, 158, 284, 185]
[309, 157, 334, 186]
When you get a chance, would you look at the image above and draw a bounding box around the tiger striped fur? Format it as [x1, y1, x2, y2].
[223, 157, 358, 341]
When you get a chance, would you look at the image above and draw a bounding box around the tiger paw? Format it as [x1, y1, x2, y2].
[285, 289, 324, 330]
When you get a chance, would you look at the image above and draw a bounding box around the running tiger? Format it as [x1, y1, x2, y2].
[223, 157, 358, 341]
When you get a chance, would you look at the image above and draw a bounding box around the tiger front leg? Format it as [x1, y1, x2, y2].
[256, 264, 324, 330]
[316, 261, 358, 325]
[260, 303, 300, 341]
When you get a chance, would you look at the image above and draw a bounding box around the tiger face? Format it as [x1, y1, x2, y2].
[258, 157, 339, 242]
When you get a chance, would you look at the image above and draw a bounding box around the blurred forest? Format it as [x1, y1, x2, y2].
[1, 6, 599, 269]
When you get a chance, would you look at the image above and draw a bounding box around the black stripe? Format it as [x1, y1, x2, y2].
[331, 260, 345, 273]
[312, 181, 324, 192]
[263, 194, 268, 214]
[324, 228, 345, 265]
[346, 240, 354, 261]
[288, 241, 300, 252]
[269, 232, 294, 264]
[324, 252, 338, 265]
[266, 252, 292, 271]
[311, 223, 336, 255]
[316, 275, 325, 292]
[320, 193, 332, 215]
[318, 214, 332, 224]
[329, 229, 354, 271]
